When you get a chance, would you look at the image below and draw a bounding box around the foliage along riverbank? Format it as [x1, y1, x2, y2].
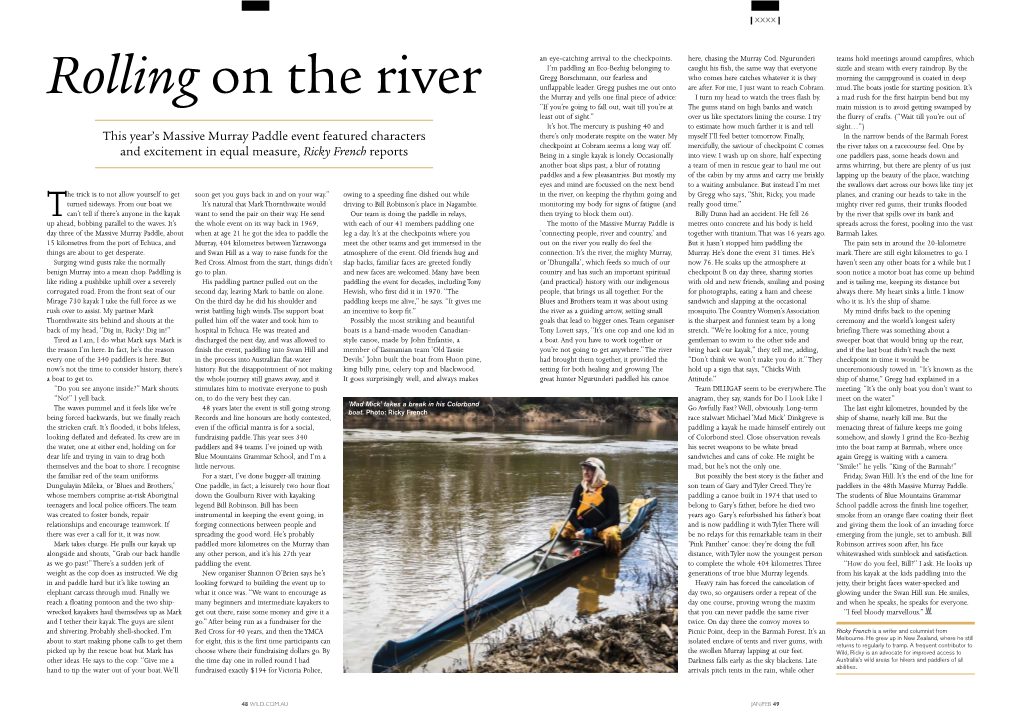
[461, 603, 678, 673]
[459, 523, 679, 673]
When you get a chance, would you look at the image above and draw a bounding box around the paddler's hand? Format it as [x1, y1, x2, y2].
[579, 528, 594, 540]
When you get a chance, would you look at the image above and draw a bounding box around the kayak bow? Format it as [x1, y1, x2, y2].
[371, 496, 658, 672]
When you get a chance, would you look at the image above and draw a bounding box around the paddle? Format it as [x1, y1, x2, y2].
[531, 507, 575, 578]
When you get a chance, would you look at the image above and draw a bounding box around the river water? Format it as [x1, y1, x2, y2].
[342, 421, 678, 672]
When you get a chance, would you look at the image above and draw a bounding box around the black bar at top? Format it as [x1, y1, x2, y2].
[751, 1, 779, 10]
[241, 1, 270, 10]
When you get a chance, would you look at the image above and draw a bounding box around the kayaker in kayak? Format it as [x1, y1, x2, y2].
[549, 457, 623, 556]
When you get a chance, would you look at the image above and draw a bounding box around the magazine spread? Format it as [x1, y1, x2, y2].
[3, 1, 1015, 718]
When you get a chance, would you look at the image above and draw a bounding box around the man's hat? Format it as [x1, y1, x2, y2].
[580, 457, 605, 472]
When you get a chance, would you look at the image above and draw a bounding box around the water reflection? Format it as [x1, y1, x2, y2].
[343, 420, 678, 673]
[575, 557, 620, 615]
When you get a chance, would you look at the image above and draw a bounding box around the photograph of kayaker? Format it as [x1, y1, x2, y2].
[549, 457, 633, 557]
[343, 397, 678, 673]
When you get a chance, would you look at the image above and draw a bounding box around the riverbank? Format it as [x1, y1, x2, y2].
[461, 599, 678, 673]
[461, 527, 679, 673]
[341, 418, 679, 672]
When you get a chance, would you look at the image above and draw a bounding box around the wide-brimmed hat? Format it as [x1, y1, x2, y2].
[580, 457, 605, 472]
